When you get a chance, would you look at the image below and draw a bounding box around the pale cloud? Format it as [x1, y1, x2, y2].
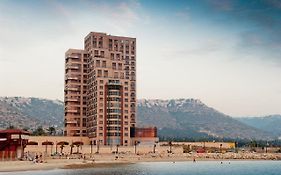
[175, 7, 190, 20]
[0, 0, 280, 116]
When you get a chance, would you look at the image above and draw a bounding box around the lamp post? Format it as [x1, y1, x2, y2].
[45, 140, 48, 155]
[153, 144, 156, 153]
[168, 141, 172, 153]
[235, 141, 239, 153]
[90, 141, 93, 155]
[55, 141, 58, 154]
[134, 141, 138, 154]
[116, 144, 119, 154]
[96, 140, 101, 154]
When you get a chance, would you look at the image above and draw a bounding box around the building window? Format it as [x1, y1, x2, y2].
[114, 72, 118, 78]
[101, 51, 104, 57]
[94, 50, 98, 56]
[112, 63, 116, 70]
[104, 70, 108, 77]
[102, 61, 106, 68]
[97, 70, 102, 77]
[118, 63, 122, 70]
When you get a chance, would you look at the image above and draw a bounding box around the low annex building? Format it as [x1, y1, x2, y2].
[0, 129, 30, 160]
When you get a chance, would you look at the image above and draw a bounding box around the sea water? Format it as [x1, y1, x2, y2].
[1, 161, 281, 175]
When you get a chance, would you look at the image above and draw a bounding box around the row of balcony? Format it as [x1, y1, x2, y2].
[65, 64, 80, 70]
[65, 75, 79, 80]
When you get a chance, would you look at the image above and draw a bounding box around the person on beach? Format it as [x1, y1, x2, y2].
[193, 157, 196, 162]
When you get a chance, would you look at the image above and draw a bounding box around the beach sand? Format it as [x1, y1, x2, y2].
[1, 152, 280, 172]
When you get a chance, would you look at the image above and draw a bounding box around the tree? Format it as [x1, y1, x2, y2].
[22, 127, 30, 131]
[47, 126, 56, 136]
[32, 126, 46, 136]
[6, 125, 15, 129]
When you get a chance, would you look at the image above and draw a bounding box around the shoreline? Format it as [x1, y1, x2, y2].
[1, 153, 281, 172]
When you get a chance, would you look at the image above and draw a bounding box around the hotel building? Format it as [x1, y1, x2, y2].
[64, 49, 88, 137]
[65, 32, 137, 146]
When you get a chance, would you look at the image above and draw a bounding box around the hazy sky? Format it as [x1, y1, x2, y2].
[0, 0, 280, 117]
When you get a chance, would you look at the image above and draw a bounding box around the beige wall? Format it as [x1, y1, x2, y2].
[28, 136, 90, 146]
[25, 136, 234, 155]
[25, 145, 182, 155]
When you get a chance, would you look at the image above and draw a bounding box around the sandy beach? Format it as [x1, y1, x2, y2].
[1, 152, 281, 172]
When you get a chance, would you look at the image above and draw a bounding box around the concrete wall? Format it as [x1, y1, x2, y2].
[25, 145, 183, 155]
[28, 136, 90, 146]
[25, 136, 234, 156]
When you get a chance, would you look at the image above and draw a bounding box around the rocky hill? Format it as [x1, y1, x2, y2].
[137, 99, 274, 140]
[0, 97, 277, 140]
[0, 97, 64, 130]
[236, 115, 281, 137]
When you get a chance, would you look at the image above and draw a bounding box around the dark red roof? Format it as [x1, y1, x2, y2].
[0, 129, 30, 135]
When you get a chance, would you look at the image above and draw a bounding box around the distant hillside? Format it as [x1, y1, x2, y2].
[0, 97, 64, 130]
[0, 97, 277, 140]
[137, 99, 274, 140]
[236, 115, 281, 137]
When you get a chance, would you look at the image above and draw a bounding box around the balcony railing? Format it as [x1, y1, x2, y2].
[65, 120, 77, 124]
[65, 97, 79, 102]
[66, 87, 79, 91]
[65, 109, 78, 113]
[65, 75, 79, 80]
[66, 65, 79, 70]
[108, 80, 121, 85]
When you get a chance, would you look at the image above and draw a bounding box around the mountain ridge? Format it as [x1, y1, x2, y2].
[0, 97, 279, 140]
[137, 98, 274, 140]
[236, 115, 281, 137]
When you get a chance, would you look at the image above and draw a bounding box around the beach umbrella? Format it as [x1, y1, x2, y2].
[27, 141, 38, 145]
